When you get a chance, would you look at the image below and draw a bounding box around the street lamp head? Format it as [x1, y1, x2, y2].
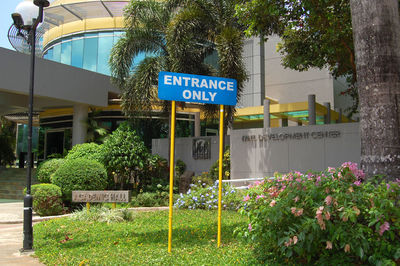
[12, 0, 50, 30]
[11, 13, 24, 29]
[13, 0, 38, 27]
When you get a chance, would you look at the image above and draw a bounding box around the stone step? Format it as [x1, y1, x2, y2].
[0, 169, 39, 200]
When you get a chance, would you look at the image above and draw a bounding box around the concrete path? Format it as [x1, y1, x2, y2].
[0, 202, 44, 265]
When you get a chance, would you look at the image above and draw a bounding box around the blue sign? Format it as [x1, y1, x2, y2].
[158, 71, 237, 106]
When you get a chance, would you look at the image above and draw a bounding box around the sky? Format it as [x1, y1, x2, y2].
[0, 1, 21, 50]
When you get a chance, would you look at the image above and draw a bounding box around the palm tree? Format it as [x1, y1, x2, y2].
[85, 107, 108, 144]
[109, 0, 212, 117]
[166, 0, 248, 126]
[350, 0, 400, 180]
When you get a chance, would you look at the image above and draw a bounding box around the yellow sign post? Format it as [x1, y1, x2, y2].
[168, 100, 176, 253]
[158, 72, 237, 252]
[217, 104, 224, 247]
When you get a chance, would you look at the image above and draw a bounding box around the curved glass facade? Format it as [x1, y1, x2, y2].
[43, 30, 145, 76]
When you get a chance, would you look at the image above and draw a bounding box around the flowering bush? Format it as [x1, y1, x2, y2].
[174, 180, 243, 210]
[237, 162, 400, 265]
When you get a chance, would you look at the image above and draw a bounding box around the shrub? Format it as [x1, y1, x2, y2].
[209, 147, 230, 180]
[24, 184, 64, 216]
[237, 162, 400, 265]
[52, 158, 108, 201]
[70, 206, 135, 223]
[36, 159, 64, 183]
[130, 192, 170, 207]
[174, 181, 242, 210]
[101, 123, 149, 190]
[192, 173, 214, 186]
[143, 155, 169, 192]
[175, 159, 186, 178]
[65, 142, 102, 162]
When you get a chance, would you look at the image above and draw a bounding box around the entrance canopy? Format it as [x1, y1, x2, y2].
[0, 47, 118, 119]
[43, 0, 129, 29]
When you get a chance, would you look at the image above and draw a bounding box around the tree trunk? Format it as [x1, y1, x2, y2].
[350, 0, 400, 180]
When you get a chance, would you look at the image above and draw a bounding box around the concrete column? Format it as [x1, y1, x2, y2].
[260, 38, 266, 104]
[194, 112, 201, 137]
[281, 118, 288, 127]
[72, 104, 88, 146]
[324, 102, 331, 124]
[263, 99, 270, 128]
[337, 108, 342, 123]
[308, 94, 316, 125]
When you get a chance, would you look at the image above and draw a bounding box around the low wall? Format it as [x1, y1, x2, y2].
[152, 136, 229, 175]
[230, 123, 360, 179]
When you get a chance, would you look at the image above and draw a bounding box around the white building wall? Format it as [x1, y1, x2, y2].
[264, 36, 335, 106]
[240, 36, 355, 110]
[230, 123, 360, 179]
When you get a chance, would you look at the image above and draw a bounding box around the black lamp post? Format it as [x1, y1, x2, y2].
[11, 0, 49, 252]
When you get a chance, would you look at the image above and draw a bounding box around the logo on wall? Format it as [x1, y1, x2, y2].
[192, 138, 211, 160]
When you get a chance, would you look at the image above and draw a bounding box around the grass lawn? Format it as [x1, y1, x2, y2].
[33, 209, 257, 265]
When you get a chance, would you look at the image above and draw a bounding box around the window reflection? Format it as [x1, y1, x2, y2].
[42, 30, 132, 75]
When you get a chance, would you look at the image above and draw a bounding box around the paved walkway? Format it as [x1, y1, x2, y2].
[0, 202, 44, 265]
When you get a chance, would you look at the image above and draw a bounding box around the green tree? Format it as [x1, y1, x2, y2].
[101, 123, 150, 190]
[167, 0, 248, 126]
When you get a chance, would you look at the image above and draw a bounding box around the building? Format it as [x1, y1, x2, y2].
[1, 0, 354, 161]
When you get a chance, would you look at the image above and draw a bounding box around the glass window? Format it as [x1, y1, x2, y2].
[52, 44, 61, 63]
[71, 38, 84, 68]
[61, 41, 72, 65]
[97, 33, 114, 75]
[83, 36, 98, 72]
[43, 48, 53, 60]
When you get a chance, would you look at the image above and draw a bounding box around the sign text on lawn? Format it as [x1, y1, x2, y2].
[158, 71, 237, 106]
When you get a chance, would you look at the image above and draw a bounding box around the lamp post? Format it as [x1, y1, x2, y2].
[11, 0, 49, 252]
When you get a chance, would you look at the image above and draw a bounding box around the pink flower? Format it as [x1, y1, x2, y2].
[256, 194, 265, 201]
[293, 236, 298, 244]
[243, 195, 250, 202]
[291, 207, 297, 214]
[269, 200, 276, 207]
[248, 223, 252, 231]
[326, 241, 332, 249]
[293, 196, 299, 202]
[324, 195, 332, 206]
[354, 180, 361, 186]
[386, 183, 391, 190]
[295, 208, 304, 217]
[379, 222, 390, 236]
[315, 206, 326, 230]
[325, 211, 331, 220]
[344, 244, 350, 253]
